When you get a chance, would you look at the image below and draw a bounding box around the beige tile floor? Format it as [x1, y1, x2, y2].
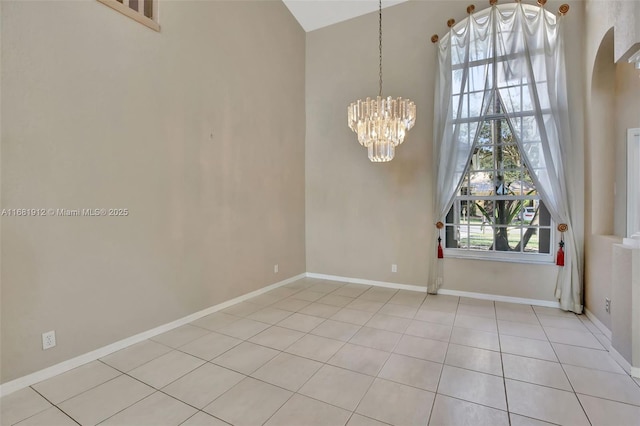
[3, 277, 640, 426]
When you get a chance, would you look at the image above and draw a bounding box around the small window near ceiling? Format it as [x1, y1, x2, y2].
[97, 0, 159, 32]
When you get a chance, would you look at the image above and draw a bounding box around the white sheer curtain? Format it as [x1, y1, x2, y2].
[429, 6, 495, 293]
[431, 3, 582, 313]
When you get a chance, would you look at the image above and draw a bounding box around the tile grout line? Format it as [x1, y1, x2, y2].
[254, 280, 373, 426]
[577, 309, 638, 379]
[177, 411, 230, 426]
[65, 372, 157, 426]
[573, 391, 640, 409]
[117, 347, 263, 419]
[34, 368, 138, 422]
[107, 362, 236, 425]
[495, 300, 512, 426]
[533, 306, 594, 426]
[97, 390, 186, 425]
[16, 386, 81, 426]
[198, 284, 395, 425]
[335, 286, 401, 425]
[347, 287, 405, 425]
[212, 290, 640, 417]
[426, 294, 459, 426]
[15, 279, 638, 425]
[333, 285, 400, 425]
[9, 280, 314, 424]
[122, 345, 282, 423]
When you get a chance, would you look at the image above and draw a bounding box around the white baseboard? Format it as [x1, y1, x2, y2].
[305, 273, 561, 309]
[0, 273, 305, 397]
[305, 272, 427, 293]
[583, 310, 639, 378]
[584, 308, 612, 340]
[1, 270, 607, 396]
[436, 288, 561, 308]
[609, 344, 633, 375]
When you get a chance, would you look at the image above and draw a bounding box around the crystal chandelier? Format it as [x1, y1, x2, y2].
[347, 0, 416, 162]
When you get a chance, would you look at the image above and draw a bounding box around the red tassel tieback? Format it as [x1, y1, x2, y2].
[556, 240, 565, 266]
[436, 221, 444, 259]
[556, 223, 568, 267]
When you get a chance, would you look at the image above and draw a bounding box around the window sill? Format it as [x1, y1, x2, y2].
[97, 0, 160, 32]
[443, 249, 555, 265]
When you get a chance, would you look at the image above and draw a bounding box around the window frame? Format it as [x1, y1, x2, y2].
[444, 196, 555, 264]
[439, 3, 562, 264]
[97, 0, 160, 32]
[445, 94, 555, 263]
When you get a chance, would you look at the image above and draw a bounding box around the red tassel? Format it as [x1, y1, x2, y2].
[437, 236, 444, 259]
[556, 240, 565, 266]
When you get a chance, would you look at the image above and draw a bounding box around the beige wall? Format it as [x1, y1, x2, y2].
[616, 61, 640, 233]
[587, 28, 616, 237]
[0, 0, 306, 383]
[305, 0, 584, 302]
[584, 0, 640, 328]
[584, 0, 640, 239]
[444, 260, 558, 301]
[0, 0, 3, 377]
[611, 244, 633, 364]
[583, 28, 616, 327]
[634, 249, 640, 369]
[305, 0, 432, 287]
[4, 0, 635, 386]
[585, 235, 622, 329]
[611, 244, 640, 369]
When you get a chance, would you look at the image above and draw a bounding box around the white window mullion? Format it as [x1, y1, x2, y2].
[97, 0, 159, 31]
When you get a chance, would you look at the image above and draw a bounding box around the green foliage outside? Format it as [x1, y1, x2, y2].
[459, 100, 540, 252]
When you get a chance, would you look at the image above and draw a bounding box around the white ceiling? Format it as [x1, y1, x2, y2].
[282, 0, 410, 32]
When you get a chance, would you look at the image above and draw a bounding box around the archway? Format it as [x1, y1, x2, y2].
[583, 27, 616, 329]
[588, 27, 616, 236]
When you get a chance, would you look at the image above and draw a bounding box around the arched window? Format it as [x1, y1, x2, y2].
[430, 3, 582, 313]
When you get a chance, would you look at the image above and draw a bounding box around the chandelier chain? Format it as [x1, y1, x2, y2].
[379, 0, 383, 97]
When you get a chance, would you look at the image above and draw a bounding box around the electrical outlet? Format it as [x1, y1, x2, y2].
[42, 330, 56, 350]
[605, 298, 611, 313]
[274, 264, 279, 273]
[391, 264, 397, 273]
